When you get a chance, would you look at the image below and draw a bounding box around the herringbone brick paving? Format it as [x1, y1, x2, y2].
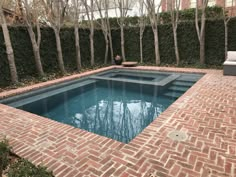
[0, 66, 235, 177]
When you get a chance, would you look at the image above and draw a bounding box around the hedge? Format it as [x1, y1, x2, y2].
[0, 18, 236, 85]
[84, 6, 224, 28]
[115, 18, 236, 65]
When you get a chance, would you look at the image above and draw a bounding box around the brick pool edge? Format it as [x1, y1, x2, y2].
[0, 66, 235, 177]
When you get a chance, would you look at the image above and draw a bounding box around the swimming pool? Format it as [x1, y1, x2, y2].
[0, 69, 203, 143]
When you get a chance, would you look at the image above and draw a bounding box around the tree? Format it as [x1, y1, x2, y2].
[0, 3, 19, 84]
[195, 0, 208, 64]
[72, 0, 82, 70]
[145, 0, 162, 65]
[82, 0, 95, 66]
[138, 0, 147, 63]
[222, 0, 234, 60]
[95, 0, 112, 64]
[41, 0, 68, 74]
[21, 0, 45, 76]
[115, 0, 134, 61]
[169, 0, 181, 65]
[105, 0, 114, 63]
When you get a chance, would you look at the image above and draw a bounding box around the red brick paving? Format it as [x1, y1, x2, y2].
[0, 66, 235, 177]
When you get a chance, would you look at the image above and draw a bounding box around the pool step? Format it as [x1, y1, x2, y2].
[177, 76, 202, 82]
[171, 81, 194, 87]
[163, 91, 183, 99]
[168, 85, 189, 92]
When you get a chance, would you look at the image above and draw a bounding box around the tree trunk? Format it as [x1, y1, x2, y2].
[90, 26, 94, 66]
[173, 26, 180, 66]
[153, 29, 160, 65]
[224, 21, 228, 60]
[0, 8, 18, 84]
[104, 35, 109, 64]
[53, 27, 66, 74]
[108, 28, 114, 63]
[140, 33, 143, 63]
[199, 33, 205, 65]
[27, 25, 44, 76]
[199, 20, 206, 65]
[74, 26, 81, 70]
[120, 25, 126, 61]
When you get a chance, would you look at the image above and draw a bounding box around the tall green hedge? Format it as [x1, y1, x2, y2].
[116, 18, 236, 65]
[0, 18, 236, 85]
[0, 28, 106, 85]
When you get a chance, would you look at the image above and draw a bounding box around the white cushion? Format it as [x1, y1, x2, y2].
[224, 61, 236, 65]
[227, 51, 236, 61]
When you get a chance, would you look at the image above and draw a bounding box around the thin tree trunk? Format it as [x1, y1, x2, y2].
[121, 25, 126, 61]
[90, 26, 94, 66]
[104, 35, 109, 64]
[108, 27, 114, 63]
[153, 29, 160, 65]
[0, 8, 18, 84]
[224, 21, 228, 60]
[53, 27, 66, 74]
[27, 25, 44, 76]
[140, 33, 143, 63]
[199, 20, 206, 64]
[74, 26, 81, 70]
[173, 26, 180, 65]
[199, 33, 205, 64]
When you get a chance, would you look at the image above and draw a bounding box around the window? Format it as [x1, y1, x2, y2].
[166, 0, 182, 10]
[226, 0, 235, 7]
[190, 0, 196, 8]
[208, 0, 216, 6]
[190, 0, 216, 8]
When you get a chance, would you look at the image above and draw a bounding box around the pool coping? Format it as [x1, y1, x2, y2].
[1, 66, 235, 177]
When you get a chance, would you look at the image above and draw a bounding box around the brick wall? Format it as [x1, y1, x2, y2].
[161, 0, 236, 16]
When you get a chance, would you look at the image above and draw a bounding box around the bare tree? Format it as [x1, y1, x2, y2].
[223, 0, 234, 60]
[0, 3, 19, 84]
[105, 0, 114, 63]
[115, 0, 134, 61]
[145, 0, 162, 65]
[72, 0, 82, 70]
[21, 0, 45, 76]
[169, 0, 181, 65]
[195, 0, 208, 64]
[138, 0, 147, 63]
[41, 0, 68, 74]
[95, 0, 112, 64]
[82, 0, 95, 66]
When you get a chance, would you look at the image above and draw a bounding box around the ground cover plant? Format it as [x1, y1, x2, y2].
[0, 139, 53, 177]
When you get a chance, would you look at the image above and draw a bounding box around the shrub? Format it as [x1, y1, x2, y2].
[8, 159, 54, 177]
[0, 139, 11, 176]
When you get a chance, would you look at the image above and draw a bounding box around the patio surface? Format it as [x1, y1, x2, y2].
[0, 66, 236, 177]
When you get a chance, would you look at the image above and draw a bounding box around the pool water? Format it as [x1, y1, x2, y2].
[17, 81, 173, 143]
[1, 70, 203, 143]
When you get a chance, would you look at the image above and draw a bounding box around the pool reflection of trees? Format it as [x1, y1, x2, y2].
[24, 82, 169, 143]
[66, 84, 167, 143]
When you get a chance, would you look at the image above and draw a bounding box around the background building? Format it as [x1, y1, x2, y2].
[161, 0, 236, 16]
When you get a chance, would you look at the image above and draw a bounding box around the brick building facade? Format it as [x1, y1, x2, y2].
[161, 0, 236, 16]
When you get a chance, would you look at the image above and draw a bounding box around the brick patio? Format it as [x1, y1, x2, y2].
[0, 66, 235, 177]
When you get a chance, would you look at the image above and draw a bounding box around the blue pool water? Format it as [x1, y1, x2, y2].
[17, 81, 173, 143]
[1, 70, 203, 143]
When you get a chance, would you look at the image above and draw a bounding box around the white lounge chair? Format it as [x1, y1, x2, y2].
[223, 51, 236, 76]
